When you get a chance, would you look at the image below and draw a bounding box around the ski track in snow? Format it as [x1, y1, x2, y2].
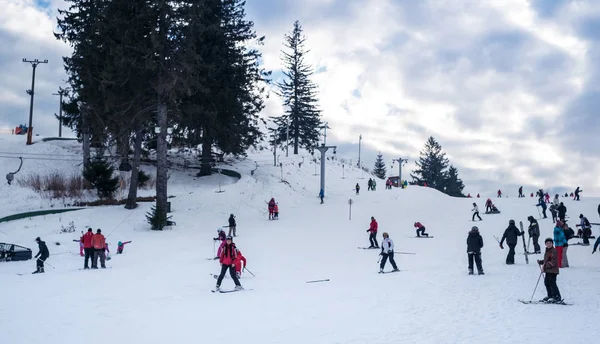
[0, 135, 599, 343]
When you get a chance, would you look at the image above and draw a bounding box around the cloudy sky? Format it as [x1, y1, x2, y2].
[1, 0, 599, 197]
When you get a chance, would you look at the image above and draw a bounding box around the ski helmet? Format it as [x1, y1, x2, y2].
[226, 236, 233, 240]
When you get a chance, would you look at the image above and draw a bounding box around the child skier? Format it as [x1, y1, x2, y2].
[273, 203, 279, 220]
[215, 236, 243, 291]
[379, 232, 399, 273]
[233, 248, 247, 279]
[117, 241, 131, 254]
[537, 238, 562, 303]
[527, 216, 541, 254]
[268, 198, 276, 220]
[366, 216, 379, 248]
[414, 222, 428, 237]
[485, 198, 493, 213]
[471, 203, 482, 221]
[228, 214, 237, 237]
[466, 226, 484, 275]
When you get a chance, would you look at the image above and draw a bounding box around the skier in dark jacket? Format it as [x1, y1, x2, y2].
[499, 220, 523, 264]
[466, 226, 484, 275]
[228, 214, 236, 237]
[527, 216, 541, 254]
[574, 187, 581, 201]
[557, 202, 567, 222]
[549, 204, 558, 223]
[33, 237, 49, 274]
[537, 199, 547, 219]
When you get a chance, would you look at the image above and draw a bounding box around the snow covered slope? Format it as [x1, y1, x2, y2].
[0, 138, 599, 344]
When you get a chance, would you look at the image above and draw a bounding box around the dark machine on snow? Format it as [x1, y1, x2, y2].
[0, 243, 32, 262]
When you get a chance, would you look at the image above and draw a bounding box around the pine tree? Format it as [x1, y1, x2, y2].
[373, 153, 386, 179]
[82, 156, 119, 199]
[443, 165, 465, 197]
[410, 136, 450, 191]
[271, 20, 322, 154]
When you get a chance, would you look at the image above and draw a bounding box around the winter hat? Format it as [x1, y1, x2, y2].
[87, 228, 92, 232]
[509, 219, 515, 225]
[35, 237, 41, 242]
[382, 232, 389, 237]
[544, 238, 553, 244]
[118, 241, 122, 246]
[471, 226, 479, 231]
[97, 229, 102, 233]
[217, 228, 223, 233]
[226, 235, 233, 240]
[579, 214, 583, 218]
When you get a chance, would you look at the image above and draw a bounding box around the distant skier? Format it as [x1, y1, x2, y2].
[228, 214, 237, 237]
[117, 241, 131, 254]
[214, 228, 226, 242]
[518, 186, 524, 198]
[414, 222, 428, 237]
[319, 189, 324, 204]
[82, 228, 94, 269]
[549, 203, 558, 223]
[367, 178, 373, 191]
[366, 216, 379, 248]
[476, 193, 480, 198]
[268, 198, 276, 220]
[471, 203, 482, 221]
[74, 231, 84, 256]
[466, 226, 484, 275]
[379, 232, 399, 273]
[544, 192, 550, 204]
[553, 221, 567, 268]
[577, 214, 591, 245]
[557, 202, 567, 222]
[215, 236, 243, 291]
[552, 194, 560, 207]
[355, 183, 360, 195]
[91, 229, 107, 269]
[485, 198, 493, 213]
[527, 216, 541, 254]
[273, 203, 279, 220]
[499, 220, 523, 265]
[536, 199, 547, 219]
[574, 187, 581, 201]
[497, 189, 502, 198]
[372, 180, 377, 191]
[233, 248, 247, 279]
[33, 237, 49, 274]
[537, 238, 562, 303]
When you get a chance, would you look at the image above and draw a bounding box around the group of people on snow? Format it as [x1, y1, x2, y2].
[268, 198, 279, 220]
[213, 228, 247, 291]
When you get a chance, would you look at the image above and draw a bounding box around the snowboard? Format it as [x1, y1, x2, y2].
[211, 288, 252, 293]
[518, 299, 572, 306]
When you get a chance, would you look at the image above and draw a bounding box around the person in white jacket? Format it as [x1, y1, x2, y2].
[472, 203, 482, 221]
[379, 232, 399, 273]
[553, 194, 560, 207]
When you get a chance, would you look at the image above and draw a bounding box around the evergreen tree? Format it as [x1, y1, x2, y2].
[82, 156, 119, 199]
[410, 136, 450, 191]
[443, 165, 465, 197]
[373, 153, 386, 179]
[271, 20, 322, 154]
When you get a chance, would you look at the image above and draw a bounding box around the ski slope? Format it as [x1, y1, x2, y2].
[0, 136, 599, 344]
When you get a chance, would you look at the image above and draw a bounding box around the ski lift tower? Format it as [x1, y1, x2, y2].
[314, 143, 337, 197]
[392, 158, 408, 187]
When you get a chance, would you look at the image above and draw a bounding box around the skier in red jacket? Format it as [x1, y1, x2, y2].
[215, 236, 243, 291]
[414, 222, 429, 237]
[81, 228, 94, 269]
[366, 217, 379, 248]
[233, 248, 247, 279]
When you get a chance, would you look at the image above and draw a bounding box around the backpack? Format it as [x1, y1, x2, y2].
[584, 217, 590, 227]
[565, 228, 574, 240]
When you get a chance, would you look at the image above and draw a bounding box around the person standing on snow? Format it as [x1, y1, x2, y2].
[561, 222, 573, 268]
[372, 180, 377, 191]
[471, 203, 482, 221]
[367, 178, 373, 191]
[414, 222, 428, 237]
[497, 189, 502, 198]
[319, 189, 324, 204]
[577, 214, 592, 245]
[355, 183, 360, 195]
[544, 193, 550, 204]
[537, 199, 547, 219]
[553, 194, 560, 207]
[549, 204, 558, 223]
[466, 226, 484, 275]
[268, 198, 276, 220]
[527, 216, 541, 254]
[233, 248, 247, 279]
[553, 221, 567, 268]
[557, 202, 567, 222]
[366, 216, 379, 248]
[518, 186, 524, 198]
[81, 228, 94, 269]
[215, 236, 243, 291]
[538, 238, 562, 303]
[379, 232, 399, 273]
[228, 214, 237, 237]
[485, 198, 493, 213]
[574, 187, 581, 201]
[91, 229, 107, 269]
[33, 237, 49, 274]
[499, 220, 523, 265]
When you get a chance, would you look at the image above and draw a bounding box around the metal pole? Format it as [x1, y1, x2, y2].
[358, 134, 362, 168]
[286, 122, 289, 157]
[53, 88, 67, 138]
[315, 144, 337, 198]
[22, 58, 48, 145]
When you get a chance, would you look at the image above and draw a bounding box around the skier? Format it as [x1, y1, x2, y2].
[557, 202, 567, 222]
[574, 187, 581, 201]
[366, 216, 379, 248]
[77, 231, 84, 256]
[497, 189, 502, 198]
[552, 194, 560, 207]
[549, 203, 558, 223]
[214, 228, 226, 242]
[577, 214, 592, 245]
[537, 238, 562, 303]
[228, 214, 237, 237]
[116, 241, 131, 254]
[499, 220, 523, 265]
[561, 222, 573, 268]
[476, 193, 480, 198]
[536, 199, 547, 219]
[536, 189, 544, 204]
[518, 186, 524, 198]
[527, 216, 541, 254]
[372, 180, 377, 191]
[544, 192, 550, 204]
[91, 229, 107, 269]
[355, 183, 360, 195]
[485, 198, 493, 213]
[367, 178, 373, 191]
[233, 248, 247, 279]
[466, 226, 484, 275]
[268, 198, 276, 220]
[471, 203, 482, 221]
[82, 228, 94, 269]
[215, 236, 243, 291]
[319, 189, 324, 204]
[273, 203, 279, 220]
[553, 221, 567, 268]
[379, 232, 399, 273]
[414, 222, 428, 237]
[33, 237, 49, 274]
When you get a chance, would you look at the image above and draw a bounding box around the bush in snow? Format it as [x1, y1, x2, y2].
[83, 157, 119, 199]
[17, 172, 86, 199]
[60, 220, 76, 233]
[137, 170, 151, 188]
[146, 204, 174, 230]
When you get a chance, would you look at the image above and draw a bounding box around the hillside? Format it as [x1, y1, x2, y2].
[0, 136, 600, 344]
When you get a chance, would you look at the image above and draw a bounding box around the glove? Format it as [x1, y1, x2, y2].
[366, 229, 370, 232]
[499, 244, 504, 249]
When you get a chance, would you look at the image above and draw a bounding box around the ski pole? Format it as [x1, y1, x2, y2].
[527, 237, 531, 252]
[377, 254, 382, 263]
[243, 267, 255, 277]
[493, 235, 501, 244]
[213, 240, 216, 257]
[529, 264, 544, 302]
[38, 258, 55, 269]
[395, 252, 416, 255]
